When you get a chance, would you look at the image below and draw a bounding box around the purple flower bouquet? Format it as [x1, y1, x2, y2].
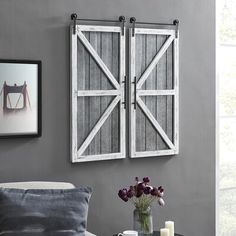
[118, 177, 165, 234]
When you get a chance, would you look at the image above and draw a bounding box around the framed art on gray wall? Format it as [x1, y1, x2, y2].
[70, 24, 126, 162]
[129, 26, 179, 158]
[70, 17, 179, 162]
[0, 59, 42, 138]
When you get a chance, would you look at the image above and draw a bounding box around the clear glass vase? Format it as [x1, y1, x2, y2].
[133, 207, 153, 235]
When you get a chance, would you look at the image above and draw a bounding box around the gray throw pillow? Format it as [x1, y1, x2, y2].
[0, 187, 92, 236]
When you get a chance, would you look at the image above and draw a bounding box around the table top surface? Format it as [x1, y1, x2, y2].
[114, 231, 183, 236]
[140, 232, 183, 236]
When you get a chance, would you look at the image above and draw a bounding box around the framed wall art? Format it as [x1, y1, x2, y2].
[0, 59, 42, 138]
[70, 23, 126, 163]
[129, 26, 179, 158]
[70, 14, 179, 162]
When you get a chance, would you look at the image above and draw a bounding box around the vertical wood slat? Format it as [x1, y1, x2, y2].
[71, 26, 78, 162]
[77, 36, 85, 150]
[89, 32, 101, 155]
[111, 32, 119, 153]
[145, 34, 157, 151]
[120, 30, 126, 157]
[130, 29, 136, 157]
[174, 35, 179, 153]
[156, 36, 167, 150]
[166, 43, 173, 141]
[135, 34, 146, 152]
[155, 35, 163, 149]
[84, 32, 90, 156]
[101, 33, 112, 154]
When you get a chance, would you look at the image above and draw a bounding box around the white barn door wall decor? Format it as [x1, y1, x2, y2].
[71, 24, 126, 162]
[129, 26, 179, 158]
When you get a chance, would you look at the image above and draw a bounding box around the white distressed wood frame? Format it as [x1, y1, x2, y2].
[129, 28, 179, 158]
[71, 25, 126, 162]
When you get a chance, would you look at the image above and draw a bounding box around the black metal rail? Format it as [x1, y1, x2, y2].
[71, 13, 179, 36]
[71, 13, 126, 35]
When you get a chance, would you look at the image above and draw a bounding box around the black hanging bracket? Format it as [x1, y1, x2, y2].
[119, 16, 126, 36]
[173, 19, 179, 38]
[132, 76, 137, 109]
[130, 17, 136, 37]
[122, 75, 127, 109]
[71, 13, 78, 35]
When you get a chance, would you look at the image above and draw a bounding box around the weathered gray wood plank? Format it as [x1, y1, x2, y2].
[129, 28, 136, 157]
[166, 44, 173, 142]
[101, 32, 112, 154]
[156, 35, 168, 149]
[77, 38, 86, 150]
[83, 32, 91, 155]
[135, 34, 146, 152]
[173, 36, 179, 152]
[77, 90, 119, 96]
[111, 32, 120, 153]
[145, 34, 157, 151]
[88, 32, 101, 155]
[71, 26, 78, 162]
[137, 90, 175, 96]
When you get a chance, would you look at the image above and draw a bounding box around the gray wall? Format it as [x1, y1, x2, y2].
[0, 1, 215, 236]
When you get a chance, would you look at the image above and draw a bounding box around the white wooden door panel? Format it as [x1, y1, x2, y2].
[130, 27, 179, 158]
[71, 25, 126, 162]
[71, 23, 179, 162]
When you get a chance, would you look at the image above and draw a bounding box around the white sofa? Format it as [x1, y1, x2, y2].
[0, 181, 96, 236]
